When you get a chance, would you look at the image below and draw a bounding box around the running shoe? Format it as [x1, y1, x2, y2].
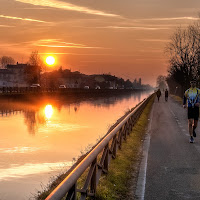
[193, 127, 196, 137]
[190, 136, 194, 143]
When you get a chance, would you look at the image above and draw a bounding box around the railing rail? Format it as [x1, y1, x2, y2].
[46, 93, 154, 200]
[0, 87, 149, 95]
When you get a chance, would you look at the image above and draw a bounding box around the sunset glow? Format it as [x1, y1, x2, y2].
[1, 0, 200, 85]
[1, 0, 200, 197]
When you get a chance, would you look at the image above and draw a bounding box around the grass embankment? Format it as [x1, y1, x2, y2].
[36, 96, 154, 200]
[95, 96, 154, 200]
[170, 94, 183, 105]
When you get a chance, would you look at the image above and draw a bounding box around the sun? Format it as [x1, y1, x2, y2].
[46, 56, 55, 65]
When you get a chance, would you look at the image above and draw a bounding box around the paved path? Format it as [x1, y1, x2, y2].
[136, 96, 200, 200]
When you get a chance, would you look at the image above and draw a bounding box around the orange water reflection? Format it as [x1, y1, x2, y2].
[0, 91, 152, 199]
[44, 105, 53, 119]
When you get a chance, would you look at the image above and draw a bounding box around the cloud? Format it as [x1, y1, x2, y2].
[0, 24, 15, 28]
[37, 39, 85, 46]
[139, 17, 199, 21]
[0, 14, 47, 23]
[0, 42, 20, 47]
[0, 41, 32, 56]
[136, 39, 170, 42]
[15, 0, 120, 17]
[39, 52, 112, 55]
[33, 39, 104, 49]
[37, 44, 102, 49]
[96, 26, 170, 30]
[0, 39, 104, 50]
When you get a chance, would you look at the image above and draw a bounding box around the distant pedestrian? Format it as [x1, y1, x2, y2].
[165, 89, 168, 102]
[183, 79, 200, 143]
[156, 89, 161, 102]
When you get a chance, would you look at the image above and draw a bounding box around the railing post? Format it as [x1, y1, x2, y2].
[110, 135, 117, 158]
[65, 182, 77, 200]
[123, 123, 128, 141]
[127, 119, 131, 135]
[104, 144, 109, 172]
[90, 158, 97, 194]
[118, 128, 123, 149]
[128, 118, 133, 134]
[113, 136, 117, 158]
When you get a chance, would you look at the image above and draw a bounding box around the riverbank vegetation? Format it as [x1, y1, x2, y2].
[170, 95, 183, 105]
[95, 96, 154, 200]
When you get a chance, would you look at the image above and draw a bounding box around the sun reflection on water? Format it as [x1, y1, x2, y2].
[44, 105, 53, 119]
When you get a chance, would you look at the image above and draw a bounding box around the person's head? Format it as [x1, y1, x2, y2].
[190, 79, 197, 88]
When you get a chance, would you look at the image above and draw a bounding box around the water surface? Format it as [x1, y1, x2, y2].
[0, 91, 152, 199]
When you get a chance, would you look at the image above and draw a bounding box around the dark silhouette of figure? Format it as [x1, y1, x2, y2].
[165, 89, 169, 102]
[156, 89, 161, 102]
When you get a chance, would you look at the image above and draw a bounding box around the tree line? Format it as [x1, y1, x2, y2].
[164, 19, 200, 96]
[0, 51, 43, 85]
[0, 52, 151, 89]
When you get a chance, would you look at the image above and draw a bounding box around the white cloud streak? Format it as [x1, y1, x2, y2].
[136, 39, 170, 42]
[33, 39, 104, 49]
[0, 24, 15, 28]
[15, 0, 120, 17]
[98, 26, 170, 30]
[0, 14, 47, 23]
[37, 44, 102, 48]
[139, 17, 199, 21]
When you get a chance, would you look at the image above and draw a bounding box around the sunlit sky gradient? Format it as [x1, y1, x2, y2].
[1, 0, 200, 85]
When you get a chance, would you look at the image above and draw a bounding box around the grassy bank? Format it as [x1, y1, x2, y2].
[170, 94, 182, 105]
[95, 96, 154, 200]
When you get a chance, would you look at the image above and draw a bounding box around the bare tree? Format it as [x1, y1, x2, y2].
[156, 75, 167, 90]
[166, 21, 200, 90]
[26, 51, 43, 84]
[0, 56, 15, 68]
[28, 51, 42, 67]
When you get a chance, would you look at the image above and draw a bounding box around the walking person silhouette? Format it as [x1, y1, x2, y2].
[156, 89, 161, 102]
[165, 89, 168, 102]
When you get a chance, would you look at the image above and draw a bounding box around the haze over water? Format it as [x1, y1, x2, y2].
[0, 91, 152, 200]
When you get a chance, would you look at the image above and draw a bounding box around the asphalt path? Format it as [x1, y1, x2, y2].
[136, 96, 200, 200]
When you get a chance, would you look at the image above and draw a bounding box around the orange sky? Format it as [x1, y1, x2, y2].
[0, 0, 200, 85]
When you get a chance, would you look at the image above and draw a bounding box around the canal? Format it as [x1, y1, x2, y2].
[0, 90, 152, 200]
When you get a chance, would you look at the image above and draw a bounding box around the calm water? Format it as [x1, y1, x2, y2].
[0, 91, 152, 200]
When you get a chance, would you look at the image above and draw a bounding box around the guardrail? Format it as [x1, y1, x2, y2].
[0, 87, 56, 94]
[46, 93, 154, 200]
[0, 87, 149, 95]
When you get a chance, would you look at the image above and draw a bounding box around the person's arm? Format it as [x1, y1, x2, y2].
[198, 89, 200, 103]
[195, 89, 200, 107]
[183, 91, 187, 108]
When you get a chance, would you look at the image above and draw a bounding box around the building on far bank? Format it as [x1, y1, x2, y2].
[139, 78, 142, 86]
[133, 78, 142, 89]
[0, 63, 29, 87]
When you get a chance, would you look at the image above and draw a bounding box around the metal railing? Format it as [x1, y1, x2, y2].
[0, 87, 149, 95]
[46, 93, 154, 200]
